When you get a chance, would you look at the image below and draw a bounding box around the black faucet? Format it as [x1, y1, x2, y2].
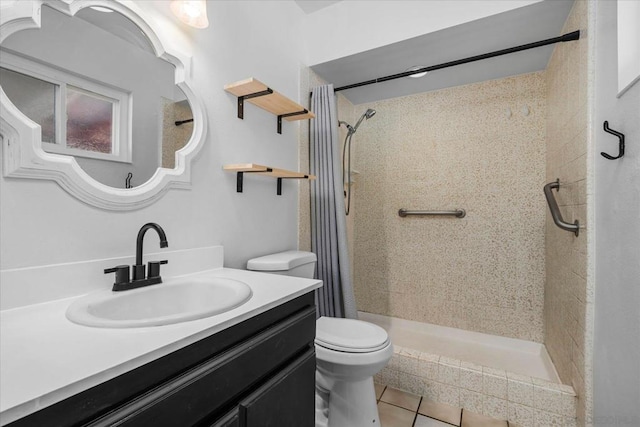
[104, 223, 169, 291]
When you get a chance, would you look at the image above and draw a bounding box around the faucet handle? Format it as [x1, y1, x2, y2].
[148, 260, 168, 279]
[104, 265, 130, 288]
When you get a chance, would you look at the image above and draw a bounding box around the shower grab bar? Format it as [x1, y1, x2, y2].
[398, 208, 466, 218]
[544, 179, 579, 236]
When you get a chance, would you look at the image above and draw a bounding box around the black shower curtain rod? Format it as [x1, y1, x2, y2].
[331, 30, 580, 93]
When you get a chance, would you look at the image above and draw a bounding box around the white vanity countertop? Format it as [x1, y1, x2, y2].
[0, 268, 321, 425]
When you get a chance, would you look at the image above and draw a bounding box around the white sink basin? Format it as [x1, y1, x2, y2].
[66, 277, 253, 328]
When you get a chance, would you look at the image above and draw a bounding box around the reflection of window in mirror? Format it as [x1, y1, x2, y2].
[66, 86, 114, 154]
[0, 68, 57, 142]
[0, 51, 131, 162]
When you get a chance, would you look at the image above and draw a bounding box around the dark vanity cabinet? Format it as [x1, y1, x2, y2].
[8, 294, 317, 427]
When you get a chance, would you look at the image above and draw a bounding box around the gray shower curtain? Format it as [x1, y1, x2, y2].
[310, 84, 357, 319]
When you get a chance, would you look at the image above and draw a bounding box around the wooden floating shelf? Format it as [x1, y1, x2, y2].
[224, 163, 316, 179]
[224, 78, 315, 134]
[224, 163, 316, 195]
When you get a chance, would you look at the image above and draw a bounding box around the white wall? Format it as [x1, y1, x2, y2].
[300, 0, 543, 66]
[0, 1, 306, 284]
[593, 0, 640, 425]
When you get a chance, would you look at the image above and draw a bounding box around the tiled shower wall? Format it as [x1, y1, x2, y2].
[544, 1, 592, 425]
[351, 73, 547, 343]
[161, 98, 192, 169]
[298, 65, 313, 253]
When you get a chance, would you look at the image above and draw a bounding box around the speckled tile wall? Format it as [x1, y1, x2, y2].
[543, 1, 592, 425]
[350, 72, 547, 343]
[298, 65, 313, 253]
[161, 98, 192, 169]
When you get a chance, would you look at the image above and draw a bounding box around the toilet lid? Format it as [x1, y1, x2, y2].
[315, 317, 390, 353]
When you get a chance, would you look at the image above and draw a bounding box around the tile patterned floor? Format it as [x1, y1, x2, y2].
[375, 383, 512, 427]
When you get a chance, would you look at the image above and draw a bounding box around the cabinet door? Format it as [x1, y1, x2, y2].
[209, 408, 239, 427]
[239, 348, 316, 427]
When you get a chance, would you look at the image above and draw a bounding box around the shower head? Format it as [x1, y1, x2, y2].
[365, 108, 377, 119]
[339, 109, 376, 135]
[351, 108, 377, 133]
[341, 108, 376, 216]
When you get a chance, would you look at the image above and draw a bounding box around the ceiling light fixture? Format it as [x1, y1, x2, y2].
[89, 6, 114, 13]
[406, 66, 428, 78]
[170, 0, 209, 29]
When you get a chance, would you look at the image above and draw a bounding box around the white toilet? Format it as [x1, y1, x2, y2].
[247, 250, 393, 427]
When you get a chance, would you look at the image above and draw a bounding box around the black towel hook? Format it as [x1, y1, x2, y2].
[125, 172, 133, 189]
[601, 121, 625, 160]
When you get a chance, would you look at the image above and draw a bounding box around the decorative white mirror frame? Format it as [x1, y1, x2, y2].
[617, 0, 640, 97]
[0, 0, 207, 210]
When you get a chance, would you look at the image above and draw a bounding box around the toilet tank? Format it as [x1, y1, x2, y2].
[246, 250, 317, 279]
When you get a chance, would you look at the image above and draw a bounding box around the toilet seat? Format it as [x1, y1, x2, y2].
[315, 317, 390, 353]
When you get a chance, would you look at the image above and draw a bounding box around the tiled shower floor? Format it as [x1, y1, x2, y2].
[376, 384, 512, 427]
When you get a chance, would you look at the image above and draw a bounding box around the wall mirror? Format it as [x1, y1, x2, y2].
[617, 0, 640, 96]
[0, 0, 207, 210]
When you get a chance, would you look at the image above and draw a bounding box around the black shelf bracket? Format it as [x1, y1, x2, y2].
[276, 175, 310, 196]
[235, 169, 273, 193]
[277, 109, 309, 134]
[237, 88, 273, 119]
[236, 171, 243, 193]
